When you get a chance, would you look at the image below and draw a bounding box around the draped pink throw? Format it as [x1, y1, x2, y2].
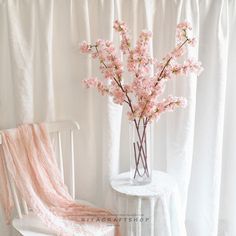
[0, 123, 121, 236]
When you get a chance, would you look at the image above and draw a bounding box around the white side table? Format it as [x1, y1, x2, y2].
[110, 171, 186, 236]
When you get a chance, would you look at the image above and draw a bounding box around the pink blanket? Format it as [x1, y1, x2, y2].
[0, 123, 121, 236]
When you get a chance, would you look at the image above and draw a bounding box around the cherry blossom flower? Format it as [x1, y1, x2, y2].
[182, 58, 203, 76]
[177, 21, 192, 31]
[110, 87, 126, 105]
[80, 20, 203, 124]
[83, 77, 109, 96]
[113, 20, 131, 54]
[80, 41, 91, 53]
[83, 77, 98, 88]
[188, 37, 197, 47]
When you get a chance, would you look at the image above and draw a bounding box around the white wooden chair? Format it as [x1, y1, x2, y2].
[0, 120, 115, 236]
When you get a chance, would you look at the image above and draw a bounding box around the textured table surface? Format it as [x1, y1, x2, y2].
[110, 171, 187, 236]
[110, 171, 177, 198]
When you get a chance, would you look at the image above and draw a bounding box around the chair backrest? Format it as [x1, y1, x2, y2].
[0, 120, 80, 219]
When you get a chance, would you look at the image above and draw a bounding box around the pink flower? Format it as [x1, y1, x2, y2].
[171, 64, 183, 76]
[177, 21, 192, 30]
[176, 21, 193, 43]
[126, 29, 152, 78]
[113, 20, 131, 54]
[179, 97, 188, 108]
[182, 58, 203, 76]
[80, 20, 203, 124]
[157, 96, 187, 112]
[83, 77, 98, 88]
[113, 20, 127, 32]
[83, 77, 109, 96]
[188, 37, 197, 47]
[171, 46, 185, 58]
[97, 81, 109, 96]
[80, 41, 91, 53]
[140, 30, 152, 40]
[110, 86, 126, 105]
[124, 84, 133, 93]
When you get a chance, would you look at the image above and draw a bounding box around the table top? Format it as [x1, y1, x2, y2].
[110, 171, 178, 198]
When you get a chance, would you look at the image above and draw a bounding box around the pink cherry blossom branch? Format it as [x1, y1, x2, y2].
[93, 44, 149, 167]
[80, 20, 203, 181]
[137, 38, 190, 125]
[93, 45, 132, 105]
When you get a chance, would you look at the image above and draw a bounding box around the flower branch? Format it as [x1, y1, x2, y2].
[80, 20, 203, 181]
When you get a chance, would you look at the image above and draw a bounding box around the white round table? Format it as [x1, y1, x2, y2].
[110, 171, 186, 236]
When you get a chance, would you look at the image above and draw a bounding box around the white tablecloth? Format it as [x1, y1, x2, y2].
[110, 171, 186, 236]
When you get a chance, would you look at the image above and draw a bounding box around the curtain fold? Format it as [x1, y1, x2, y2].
[0, 0, 235, 235]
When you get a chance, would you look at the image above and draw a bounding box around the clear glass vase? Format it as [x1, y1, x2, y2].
[129, 120, 152, 185]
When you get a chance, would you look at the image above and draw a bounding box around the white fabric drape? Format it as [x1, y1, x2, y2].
[0, 0, 235, 235]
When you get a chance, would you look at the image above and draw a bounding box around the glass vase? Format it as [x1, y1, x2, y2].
[129, 120, 152, 185]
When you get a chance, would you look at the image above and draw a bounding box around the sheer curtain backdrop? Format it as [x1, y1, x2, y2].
[0, 0, 235, 235]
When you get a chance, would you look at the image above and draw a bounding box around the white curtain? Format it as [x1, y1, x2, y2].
[0, 0, 236, 235]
